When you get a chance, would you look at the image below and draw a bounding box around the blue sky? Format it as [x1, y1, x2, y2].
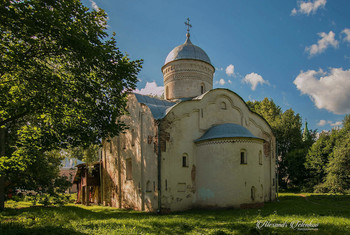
[83, 0, 350, 131]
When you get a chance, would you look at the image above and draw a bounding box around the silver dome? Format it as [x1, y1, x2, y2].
[164, 35, 211, 65]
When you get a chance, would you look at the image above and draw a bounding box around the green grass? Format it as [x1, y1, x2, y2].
[1, 193, 350, 234]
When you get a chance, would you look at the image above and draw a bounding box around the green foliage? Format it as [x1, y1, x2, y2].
[284, 148, 308, 191]
[0, 0, 141, 198]
[1, 193, 350, 234]
[69, 144, 100, 164]
[321, 130, 350, 193]
[306, 115, 350, 193]
[248, 98, 306, 189]
[304, 131, 334, 189]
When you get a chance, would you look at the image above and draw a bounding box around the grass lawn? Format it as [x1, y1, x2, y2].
[1, 193, 350, 234]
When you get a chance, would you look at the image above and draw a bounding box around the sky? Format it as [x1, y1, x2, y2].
[82, 0, 350, 131]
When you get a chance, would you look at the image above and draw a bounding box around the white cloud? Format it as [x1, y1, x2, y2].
[291, 0, 326, 16]
[89, 0, 99, 11]
[219, 78, 226, 86]
[134, 81, 164, 97]
[243, 73, 269, 91]
[228, 80, 232, 84]
[215, 67, 224, 71]
[305, 31, 338, 57]
[342, 28, 350, 43]
[330, 121, 342, 127]
[317, 120, 327, 126]
[293, 68, 350, 114]
[225, 64, 235, 76]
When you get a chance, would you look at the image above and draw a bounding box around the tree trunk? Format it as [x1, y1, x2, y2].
[0, 126, 6, 210]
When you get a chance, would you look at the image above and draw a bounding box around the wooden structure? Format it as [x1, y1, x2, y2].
[73, 162, 101, 205]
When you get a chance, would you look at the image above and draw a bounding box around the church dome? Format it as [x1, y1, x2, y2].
[164, 35, 211, 65]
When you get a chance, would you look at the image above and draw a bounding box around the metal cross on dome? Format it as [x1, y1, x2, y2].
[185, 18, 192, 34]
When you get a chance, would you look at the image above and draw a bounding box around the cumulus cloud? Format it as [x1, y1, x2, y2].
[330, 121, 342, 127]
[342, 28, 350, 43]
[225, 64, 235, 76]
[219, 78, 226, 86]
[305, 31, 338, 57]
[89, 0, 99, 11]
[228, 80, 232, 84]
[293, 68, 350, 114]
[134, 81, 164, 97]
[317, 120, 327, 126]
[243, 73, 269, 90]
[291, 0, 326, 16]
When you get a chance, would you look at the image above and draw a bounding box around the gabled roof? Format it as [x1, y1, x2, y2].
[134, 93, 176, 120]
[195, 123, 263, 142]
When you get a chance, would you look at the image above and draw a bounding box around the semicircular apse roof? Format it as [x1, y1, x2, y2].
[195, 123, 262, 142]
[164, 36, 211, 65]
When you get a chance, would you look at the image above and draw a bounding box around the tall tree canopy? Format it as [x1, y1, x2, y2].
[247, 98, 309, 189]
[307, 115, 350, 193]
[0, 0, 142, 207]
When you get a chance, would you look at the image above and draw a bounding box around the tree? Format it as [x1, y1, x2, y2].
[0, 0, 142, 209]
[321, 131, 350, 193]
[248, 98, 304, 189]
[311, 115, 350, 193]
[247, 98, 281, 126]
[304, 131, 334, 189]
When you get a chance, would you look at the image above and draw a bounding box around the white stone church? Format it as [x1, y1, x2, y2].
[100, 27, 276, 212]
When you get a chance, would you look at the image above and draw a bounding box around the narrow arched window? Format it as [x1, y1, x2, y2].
[251, 186, 256, 201]
[259, 150, 262, 165]
[182, 154, 188, 167]
[200, 83, 205, 94]
[146, 180, 151, 192]
[131, 129, 136, 146]
[240, 149, 247, 164]
[221, 102, 227, 110]
[126, 159, 132, 180]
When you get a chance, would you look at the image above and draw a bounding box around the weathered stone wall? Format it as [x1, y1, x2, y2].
[101, 94, 159, 211]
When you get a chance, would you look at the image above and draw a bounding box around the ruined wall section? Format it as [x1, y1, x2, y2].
[102, 94, 159, 211]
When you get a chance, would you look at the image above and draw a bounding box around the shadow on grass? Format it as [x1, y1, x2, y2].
[1, 194, 350, 234]
[0, 224, 84, 235]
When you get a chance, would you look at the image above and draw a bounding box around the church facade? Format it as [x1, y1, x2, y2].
[100, 30, 276, 212]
